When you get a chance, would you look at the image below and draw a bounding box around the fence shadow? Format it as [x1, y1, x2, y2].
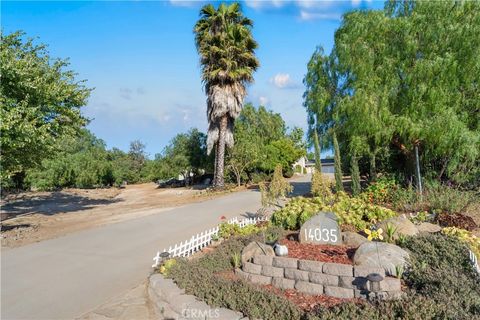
[1, 192, 122, 220]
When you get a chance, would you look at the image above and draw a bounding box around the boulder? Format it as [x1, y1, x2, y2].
[353, 242, 410, 276]
[416, 222, 442, 234]
[241, 241, 274, 265]
[299, 212, 342, 245]
[377, 215, 418, 240]
[342, 232, 368, 247]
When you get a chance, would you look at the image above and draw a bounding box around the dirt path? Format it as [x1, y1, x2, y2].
[1, 183, 240, 248]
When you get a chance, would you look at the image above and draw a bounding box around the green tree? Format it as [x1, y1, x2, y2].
[194, 3, 259, 188]
[227, 104, 305, 184]
[333, 132, 344, 191]
[149, 129, 209, 184]
[350, 153, 361, 196]
[331, 1, 480, 186]
[1, 31, 91, 187]
[26, 130, 114, 190]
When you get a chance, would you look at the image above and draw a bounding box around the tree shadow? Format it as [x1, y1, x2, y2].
[0, 223, 31, 232]
[289, 181, 311, 197]
[1, 192, 123, 220]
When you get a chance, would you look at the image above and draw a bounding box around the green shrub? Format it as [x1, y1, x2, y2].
[260, 165, 293, 207]
[271, 193, 396, 231]
[310, 171, 334, 200]
[218, 222, 267, 240]
[359, 176, 399, 206]
[423, 181, 477, 214]
[441, 227, 480, 264]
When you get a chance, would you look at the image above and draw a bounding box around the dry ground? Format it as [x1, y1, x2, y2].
[0, 183, 243, 248]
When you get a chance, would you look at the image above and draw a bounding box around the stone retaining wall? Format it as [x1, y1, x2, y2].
[238, 255, 402, 300]
[148, 274, 247, 320]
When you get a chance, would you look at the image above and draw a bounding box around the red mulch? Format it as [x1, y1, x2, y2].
[438, 212, 478, 231]
[263, 284, 361, 311]
[279, 237, 356, 264]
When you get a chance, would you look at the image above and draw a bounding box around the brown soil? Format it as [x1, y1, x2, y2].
[263, 285, 360, 311]
[1, 183, 244, 248]
[280, 238, 356, 264]
[437, 212, 478, 231]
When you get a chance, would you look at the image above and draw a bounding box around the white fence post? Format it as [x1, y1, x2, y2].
[152, 216, 268, 266]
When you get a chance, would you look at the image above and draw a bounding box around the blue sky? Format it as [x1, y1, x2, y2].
[2, 0, 382, 157]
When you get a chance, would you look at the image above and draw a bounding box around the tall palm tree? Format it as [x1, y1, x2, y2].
[194, 2, 259, 188]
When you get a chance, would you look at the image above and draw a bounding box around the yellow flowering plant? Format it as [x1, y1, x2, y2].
[365, 228, 384, 241]
[442, 227, 480, 259]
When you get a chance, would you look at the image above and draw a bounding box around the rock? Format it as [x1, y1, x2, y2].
[285, 268, 309, 281]
[299, 212, 342, 245]
[417, 222, 442, 234]
[272, 256, 297, 268]
[353, 242, 410, 276]
[377, 215, 419, 240]
[295, 281, 324, 295]
[241, 241, 274, 265]
[323, 262, 353, 276]
[272, 278, 295, 290]
[324, 286, 354, 299]
[273, 244, 288, 256]
[342, 232, 368, 247]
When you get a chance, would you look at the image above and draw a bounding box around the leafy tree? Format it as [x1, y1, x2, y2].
[148, 129, 209, 184]
[303, 46, 345, 190]
[227, 104, 305, 184]
[194, 3, 259, 188]
[1, 31, 91, 187]
[350, 153, 361, 196]
[333, 132, 344, 191]
[26, 130, 114, 189]
[332, 1, 480, 186]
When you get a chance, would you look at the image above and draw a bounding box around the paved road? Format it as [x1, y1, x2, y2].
[1, 175, 311, 320]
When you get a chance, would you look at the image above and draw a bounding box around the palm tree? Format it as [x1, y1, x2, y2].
[194, 2, 259, 188]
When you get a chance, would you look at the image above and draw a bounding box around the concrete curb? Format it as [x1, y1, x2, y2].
[148, 273, 247, 320]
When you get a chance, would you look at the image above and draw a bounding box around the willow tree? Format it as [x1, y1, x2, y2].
[331, 1, 480, 186]
[194, 3, 259, 188]
[303, 46, 344, 190]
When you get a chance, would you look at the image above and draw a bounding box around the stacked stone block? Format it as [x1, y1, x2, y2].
[240, 255, 402, 300]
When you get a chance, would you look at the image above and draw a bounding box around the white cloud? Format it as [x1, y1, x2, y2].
[299, 10, 341, 21]
[259, 96, 269, 106]
[168, 0, 204, 8]
[351, 0, 361, 7]
[245, 0, 286, 9]
[270, 73, 295, 88]
[295, 0, 336, 9]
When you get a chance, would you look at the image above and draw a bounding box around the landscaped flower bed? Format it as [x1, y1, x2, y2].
[279, 238, 354, 264]
[155, 177, 480, 319]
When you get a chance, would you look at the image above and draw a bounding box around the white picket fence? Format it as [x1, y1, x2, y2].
[469, 249, 480, 276]
[152, 216, 267, 267]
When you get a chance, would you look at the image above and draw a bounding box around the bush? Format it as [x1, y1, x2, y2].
[218, 221, 267, 240]
[260, 165, 293, 207]
[423, 181, 477, 214]
[442, 227, 480, 260]
[166, 234, 302, 320]
[310, 171, 334, 200]
[271, 193, 396, 231]
[359, 176, 399, 206]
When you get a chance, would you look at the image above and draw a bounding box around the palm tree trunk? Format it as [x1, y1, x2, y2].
[213, 142, 219, 186]
[214, 115, 228, 188]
